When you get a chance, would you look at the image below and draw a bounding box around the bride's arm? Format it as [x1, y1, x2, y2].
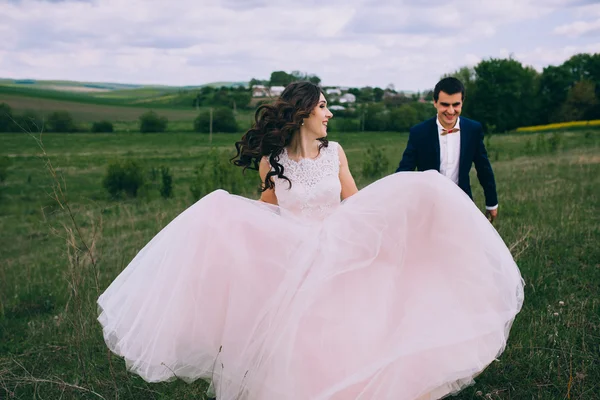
[259, 156, 278, 205]
[338, 144, 358, 200]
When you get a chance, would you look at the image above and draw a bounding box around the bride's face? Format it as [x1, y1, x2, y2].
[302, 93, 333, 139]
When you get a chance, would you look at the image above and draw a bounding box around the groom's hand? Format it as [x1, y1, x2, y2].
[486, 208, 498, 223]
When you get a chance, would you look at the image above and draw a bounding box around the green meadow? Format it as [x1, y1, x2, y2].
[0, 128, 599, 399]
[0, 83, 257, 133]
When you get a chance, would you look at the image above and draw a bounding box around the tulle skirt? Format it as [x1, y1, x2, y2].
[98, 171, 524, 400]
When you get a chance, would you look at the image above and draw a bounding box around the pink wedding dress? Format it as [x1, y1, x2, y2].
[98, 142, 524, 400]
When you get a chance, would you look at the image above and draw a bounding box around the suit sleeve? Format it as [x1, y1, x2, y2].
[473, 124, 498, 207]
[396, 128, 417, 172]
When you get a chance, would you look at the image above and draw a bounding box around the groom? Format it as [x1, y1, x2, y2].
[396, 77, 499, 222]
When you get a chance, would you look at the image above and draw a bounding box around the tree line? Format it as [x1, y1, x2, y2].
[0, 53, 598, 133]
[448, 53, 600, 132]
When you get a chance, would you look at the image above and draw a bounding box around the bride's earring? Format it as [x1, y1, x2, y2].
[301, 121, 305, 126]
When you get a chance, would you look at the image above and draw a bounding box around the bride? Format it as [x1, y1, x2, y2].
[98, 81, 524, 400]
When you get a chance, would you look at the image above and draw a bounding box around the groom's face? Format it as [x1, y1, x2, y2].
[434, 91, 462, 129]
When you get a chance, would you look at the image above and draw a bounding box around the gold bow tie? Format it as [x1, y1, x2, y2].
[441, 128, 459, 135]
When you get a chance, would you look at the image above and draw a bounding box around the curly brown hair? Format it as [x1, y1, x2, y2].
[232, 81, 328, 191]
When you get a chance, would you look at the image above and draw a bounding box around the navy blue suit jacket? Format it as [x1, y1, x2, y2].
[396, 117, 498, 207]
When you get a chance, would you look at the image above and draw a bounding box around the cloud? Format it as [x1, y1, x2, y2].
[514, 42, 600, 69]
[0, 0, 597, 90]
[554, 19, 600, 37]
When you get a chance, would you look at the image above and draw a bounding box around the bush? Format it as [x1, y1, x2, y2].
[363, 103, 389, 131]
[190, 149, 256, 200]
[362, 145, 390, 180]
[0, 156, 10, 182]
[102, 160, 145, 198]
[194, 107, 238, 133]
[0, 103, 14, 132]
[388, 104, 418, 132]
[139, 111, 168, 133]
[45, 111, 78, 132]
[91, 120, 114, 133]
[410, 101, 436, 122]
[12, 111, 43, 133]
[548, 132, 563, 153]
[328, 118, 360, 132]
[159, 166, 173, 199]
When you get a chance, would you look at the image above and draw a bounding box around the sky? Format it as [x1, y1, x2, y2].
[0, 0, 599, 91]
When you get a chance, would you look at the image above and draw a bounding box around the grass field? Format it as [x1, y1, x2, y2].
[0, 87, 256, 132]
[0, 129, 599, 399]
[0, 81, 247, 110]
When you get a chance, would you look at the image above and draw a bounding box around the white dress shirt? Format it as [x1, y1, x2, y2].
[436, 116, 498, 211]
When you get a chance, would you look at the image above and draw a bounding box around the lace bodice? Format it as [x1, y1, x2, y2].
[273, 142, 341, 222]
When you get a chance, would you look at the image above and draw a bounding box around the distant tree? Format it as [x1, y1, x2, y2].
[563, 53, 600, 83]
[383, 92, 411, 107]
[291, 71, 305, 81]
[562, 53, 600, 119]
[559, 80, 598, 121]
[249, 78, 268, 87]
[466, 58, 539, 132]
[270, 71, 294, 86]
[12, 110, 43, 132]
[139, 111, 168, 133]
[194, 107, 238, 133]
[411, 101, 436, 121]
[444, 66, 476, 88]
[360, 87, 375, 103]
[91, 120, 114, 133]
[388, 104, 418, 132]
[373, 87, 385, 102]
[46, 111, 78, 132]
[0, 103, 14, 132]
[307, 74, 321, 85]
[538, 64, 573, 124]
[364, 103, 388, 131]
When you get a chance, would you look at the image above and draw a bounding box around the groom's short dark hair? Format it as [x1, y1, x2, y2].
[433, 77, 465, 102]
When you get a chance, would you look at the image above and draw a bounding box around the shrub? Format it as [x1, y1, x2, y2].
[190, 149, 256, 200]
[388, 104, 418, 132]
[548, 132, 563, 153]
[102, 160, 145, 198]
[159, 166, 173, 199]
[194, 107, 238, 133]
[45, 111, 78, 132]
[0, 156, 10, 183]
[363, 103, 389, 131]
[139, 111, 168, 133]
[12, 111, 43, 133]
[535, 133, 547, 153]
[0, 103, 14, 132]
[524, 138, 534, 155]
[362, 145, 390, 180]
[91, 120, 114, 133]
[328, 118, 360, 132]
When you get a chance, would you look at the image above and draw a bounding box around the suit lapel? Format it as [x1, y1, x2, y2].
[431, 119, 440, 171]
[458, 118, 468, 175]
